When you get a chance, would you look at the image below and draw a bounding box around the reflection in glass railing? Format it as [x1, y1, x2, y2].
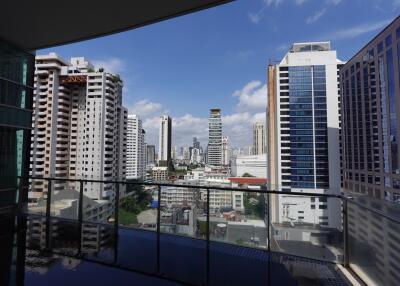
[270, 194, 343, 263]
[160, 186, 205, 239]
[207, 190, 267, 249]
[118, 183, 156, 231]
[347, 198, 400, 286]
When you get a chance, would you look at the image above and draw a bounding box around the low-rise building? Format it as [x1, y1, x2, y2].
[152, 166, 168, 182]
[231, 154, 267, 178]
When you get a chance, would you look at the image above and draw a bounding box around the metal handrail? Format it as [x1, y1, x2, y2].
[23, 175, 342, 197]
[20, 175, 400, 224]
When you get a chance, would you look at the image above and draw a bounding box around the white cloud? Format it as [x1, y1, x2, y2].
[328, 19, 392, 40]
[276, 43, 289, 52]
[249, 0, 307, 24]
[248, 12, 262, 24]
[326, 0, 342, 5]
[233, 80, 268, 111]
[128, 99, 162, 118]
[394, 0, 400, 7]
[264, 0, 284, 7]
[306, 8, 327, 24]
[222, 112, 267, 147]
[91, 57, 125, 75]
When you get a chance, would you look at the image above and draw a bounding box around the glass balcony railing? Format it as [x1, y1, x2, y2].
[16, 175, 400, 286]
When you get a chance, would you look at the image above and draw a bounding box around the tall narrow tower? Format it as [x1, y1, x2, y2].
[208, 108, 222, 167]
[126, 114, 146, 179]
[252, 122, 265, 155]
[158, 115, 172, 168]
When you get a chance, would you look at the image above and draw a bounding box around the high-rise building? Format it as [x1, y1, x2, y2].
[193, 137, 200, 149]
[183, 146, 191, 161]
[0, 40, 34, 213]
[252, 122, 266, 155]
[340, 17, 400, 286]
[208, 108, 222, 166]
[171, 145, 177, 161]
[222, 136, 229, 166]
[191, 148, 200, 164]
[30, 53, 127, 201]
[267, 42, 343, 228]
[246, 146, 253, 156]
[146, 145, 156, 165]
[126, 115, 146, 180]
[158, 115, 172, 167]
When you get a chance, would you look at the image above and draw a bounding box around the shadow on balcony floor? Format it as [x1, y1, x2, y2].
[18, 216, 349, 286]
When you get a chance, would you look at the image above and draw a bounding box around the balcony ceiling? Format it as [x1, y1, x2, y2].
[0, 0, 232, 51]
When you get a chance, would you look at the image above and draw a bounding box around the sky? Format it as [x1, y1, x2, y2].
[40, 0, 400, 150]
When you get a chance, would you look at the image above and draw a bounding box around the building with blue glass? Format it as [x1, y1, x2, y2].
[268, 42, 343, 229]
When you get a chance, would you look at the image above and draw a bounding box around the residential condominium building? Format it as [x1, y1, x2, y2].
[267, 42, 343, 229]
[222, 136, 229, 166]
[30, 53, 127, 202]
[158, 115, 172, 168]
[208, 108, 222, 167]
[340, 16, 400, 286]
[126, 114, 146, 180]
[152, 166, 168, 182]
[252, 122, 266, 155]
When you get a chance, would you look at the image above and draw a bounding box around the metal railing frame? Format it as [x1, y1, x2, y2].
[20, 175, 400, 284]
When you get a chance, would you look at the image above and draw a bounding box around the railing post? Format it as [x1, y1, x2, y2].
[157, 185, 161, 274]
[342, 198, 349, 267]
[115, 182, 120, 227]
[267, 192, 270, 253]
[78, 180, 84, 254]
[114, 182, 120, 263]
[45, 179, 52, 250]
[78, 180, 84, 223]
[266, 191, 271, 286]
[206, 188, 210, 286]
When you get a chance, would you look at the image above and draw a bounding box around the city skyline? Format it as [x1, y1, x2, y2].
[3, 2, 400, 285]
[37, 1, 400, 148]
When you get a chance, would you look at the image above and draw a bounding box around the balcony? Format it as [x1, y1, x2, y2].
[5, 177, 398, 286]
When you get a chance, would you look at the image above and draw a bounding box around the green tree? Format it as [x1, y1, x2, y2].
[242, 172, 254, 177]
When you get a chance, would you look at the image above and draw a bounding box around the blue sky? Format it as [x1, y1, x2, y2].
[40, 0, 400, 149]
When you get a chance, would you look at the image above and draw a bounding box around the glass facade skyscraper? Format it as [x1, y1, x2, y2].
[0, 40, 34, 212]
[284, 65, 328, 189]
[268, 42, 343, 229]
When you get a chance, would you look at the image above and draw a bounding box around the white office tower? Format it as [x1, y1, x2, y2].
[268, 42, 342, 229]
[252, 122, 266, 155]
[183, 146, 191, 160]
[158, 115, 172, 167]
[208, 109, 222, 167]
[222, 136, 229, 166]
[126, 115, 146, 179]
[191, 148, 200, 164]
[30, 53, 127, 203]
